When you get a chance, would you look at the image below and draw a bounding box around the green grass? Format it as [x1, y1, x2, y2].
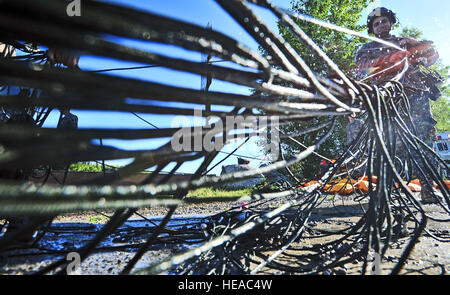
[185, 179, 289, 199]
[88, 216, 107, 224]
[186, 187, 254, 199]
[67, 165, 284, 200]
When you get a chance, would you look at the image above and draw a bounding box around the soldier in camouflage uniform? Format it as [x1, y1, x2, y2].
[355, 7, 441, 204]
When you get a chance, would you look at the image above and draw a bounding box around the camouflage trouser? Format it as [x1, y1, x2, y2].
[409, 91, 437, 145]
[396, 90, 437, 189]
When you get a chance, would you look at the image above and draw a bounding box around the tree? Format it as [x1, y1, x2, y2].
[265, 0, 374, 180]
[428, 63, 450, 133]
[399, 27, 423, 40]
[431, 95, 450, 132]
[279, 0, 374, 75]
[428, 62, 450, 133]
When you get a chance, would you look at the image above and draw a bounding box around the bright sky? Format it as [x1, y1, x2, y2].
[41, 0, 450, 175]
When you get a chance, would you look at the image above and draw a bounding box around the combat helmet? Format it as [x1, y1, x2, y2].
[367, 7, 398, 34]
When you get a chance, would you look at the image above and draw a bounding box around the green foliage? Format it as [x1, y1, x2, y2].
[431, 97, 450, 132]
[429, 63, 450, 132]
[281, 0, 375, 75]
[399, 27, 423, 39]
[69, 162, 104, 172]
[278, 116, 348, 180]
[272, 0, 374, 180]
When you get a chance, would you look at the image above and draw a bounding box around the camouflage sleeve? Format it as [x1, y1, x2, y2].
[354, 44, 375, 80]
[355, 43, 375, 65]
[422, 42, 439, 68]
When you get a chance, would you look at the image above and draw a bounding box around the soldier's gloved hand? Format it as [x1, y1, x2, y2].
[47, 48, 80, 68]
[399, 38, 422, 48]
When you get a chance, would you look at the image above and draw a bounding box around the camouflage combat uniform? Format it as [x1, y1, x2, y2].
[355, 35, 438, 145]
[355, 35, 440, 201]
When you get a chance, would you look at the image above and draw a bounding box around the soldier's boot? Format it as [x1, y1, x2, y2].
[392, 213, 409, 238]
[420, 185, 442, 204]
